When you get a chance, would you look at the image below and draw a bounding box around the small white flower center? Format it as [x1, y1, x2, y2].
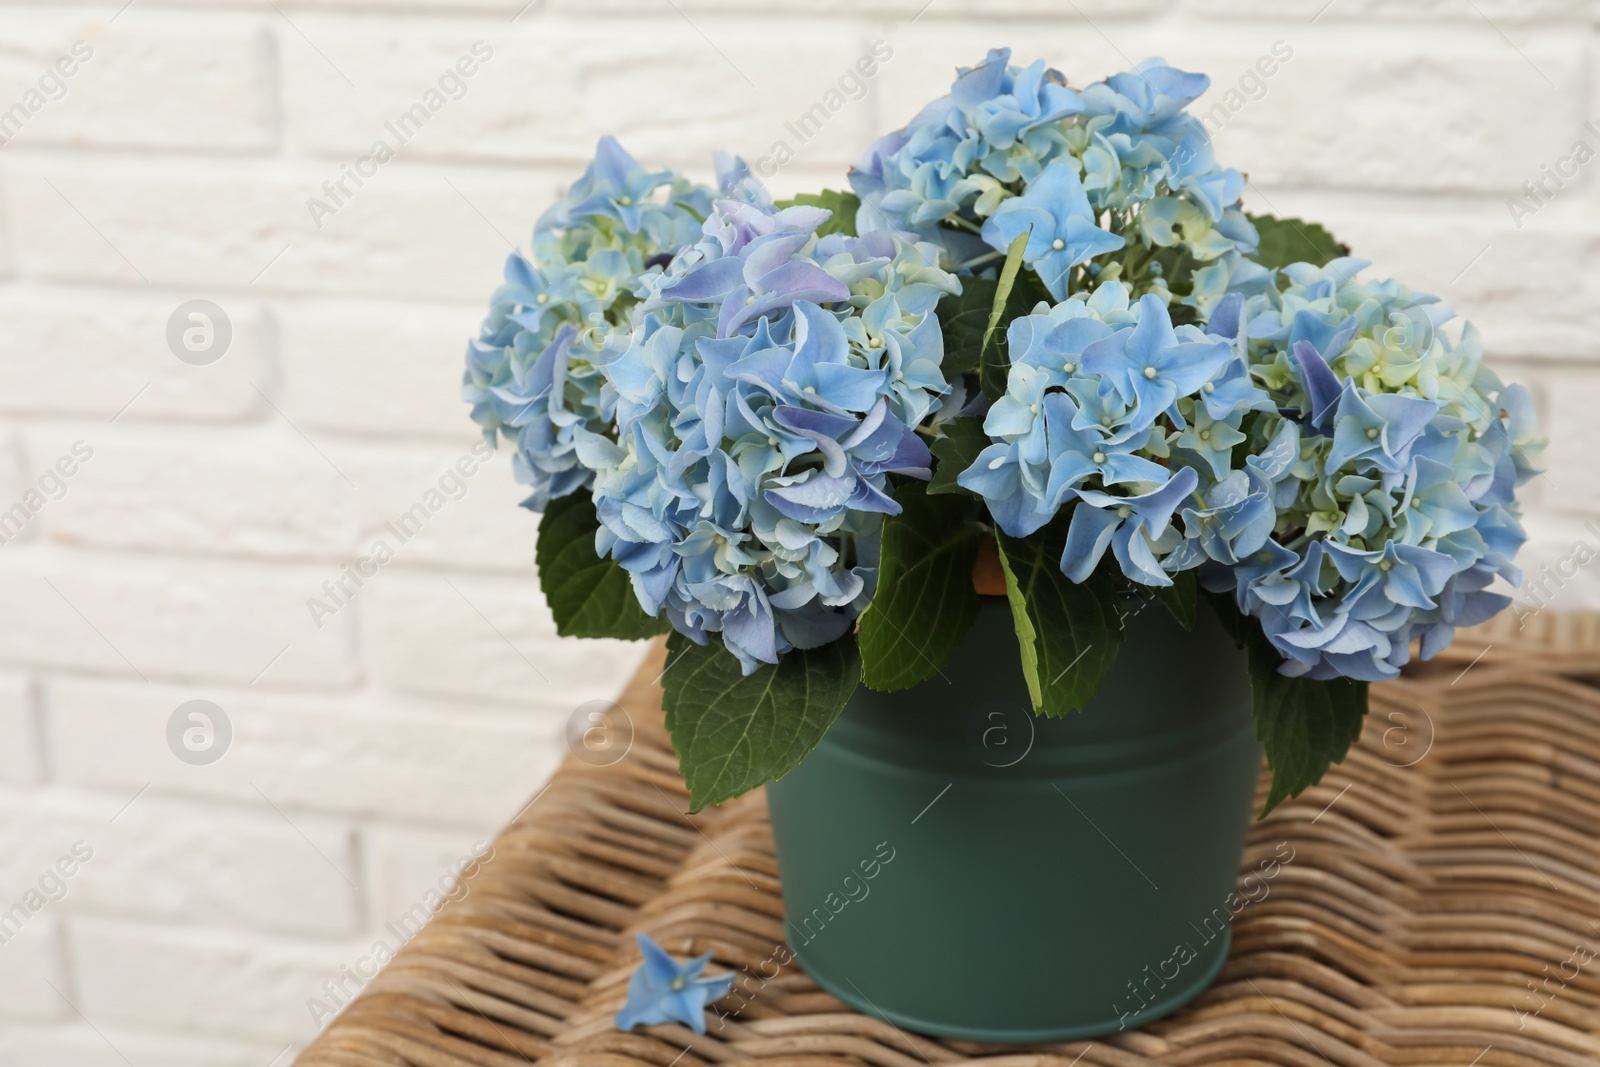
[1199, 430, 1211, 442]
[1116, 505, 1133, 519]
[1366, 427, 1380, 439]
[1202, 382, 1214, 394]
[1092, 451, 1106, 464]
[1051, 238, 1066, 251]
[1101, 415, 1114, 426]
[670, 975, 686, 990]
[1143, 366, 1158, 380]
[1030, 403, 1040, 414]
[1378, 559, 1392, 571]
[617, 195, 634, 206]
[535, 293, 549, 304]
[1062, 362, 1076, 374]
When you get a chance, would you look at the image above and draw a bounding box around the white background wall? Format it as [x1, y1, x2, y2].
[0, 1, 1595, 1063]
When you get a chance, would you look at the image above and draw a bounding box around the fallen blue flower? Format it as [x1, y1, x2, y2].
[615, 932, 735, 1035]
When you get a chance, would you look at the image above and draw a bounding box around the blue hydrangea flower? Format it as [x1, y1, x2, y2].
[1192, 259, 1545, 680]
[960, 258, 1541, 682]
[1081, 293, 1234, 432]
[851, 50, 1260, 312]
[463, 138, 751, 510]
[1063, 467, 1198, 587]
[959, 284, 1232, 586]
[579, 196, 960, 673]
[615, 933, 734, 1035]
[979, 160, 1124, 298]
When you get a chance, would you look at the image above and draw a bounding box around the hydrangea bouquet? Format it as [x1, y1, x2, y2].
[465, 50, 1542, 814]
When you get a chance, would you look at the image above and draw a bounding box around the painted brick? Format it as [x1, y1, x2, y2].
[0, 787, 360, 937]
[0, 673, 40, 785]
[69, 918, 341, 1044]
[0, 13, 275, 152]
[276, 297, 480, 439]
[0, 917, 68, 1022]
[367, 569, 651, 704]
[282, 16, 875, 168]
[47, 677, 564, 826]
[0, 1024, 288, 1067]
[0, 156, 567, 303]
[30, 425, 366, 561]
[32, 425, 541, 570]
[0, 550, 360, 687]
[328, 436, 536, 573]
[1183, 0, 1591, 23]
[1200, 34, 1585, 193]
[0, 286, 265, 423]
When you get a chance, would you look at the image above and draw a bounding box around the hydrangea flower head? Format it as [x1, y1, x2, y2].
[579, 196, 960, 673]
[956, 261, 1542, 683]
[1203, 263, 1543, 680]
[462, 137, 746, 510]
[851, 50, 1262, 313]
[958, 284, 1244, 584]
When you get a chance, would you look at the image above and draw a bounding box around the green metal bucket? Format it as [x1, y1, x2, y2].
[765, 595, 1261, 1041]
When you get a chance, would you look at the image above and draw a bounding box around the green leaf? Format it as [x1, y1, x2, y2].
[967, 233, 1053, 401]
[535, 492, 670, 640]
[927, 416, 989, 497]
[1246, 623, 1369, 816]
[1248, 213, 1348, 271]
[936, 279, 998, 378]
[774, 190, 859, 237]
[994, 516, 1124, 716]
[1204, 589, 1248, 649]
[858, 483, 982, 691]
[979, 231, 1033, 400]
[1154, 571, 1197, 631]
[662, 632, 861, 811]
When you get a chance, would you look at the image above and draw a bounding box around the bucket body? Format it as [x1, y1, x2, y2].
[765, 596, 1261, 1041]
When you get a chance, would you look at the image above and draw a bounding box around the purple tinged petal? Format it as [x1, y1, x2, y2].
[662, 258, 745, 302]
[1205, 293, 1243, 340]
[1290, 339, 1342, 427]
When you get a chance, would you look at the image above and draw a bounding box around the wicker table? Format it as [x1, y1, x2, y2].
[295, 612, 1600, 1067]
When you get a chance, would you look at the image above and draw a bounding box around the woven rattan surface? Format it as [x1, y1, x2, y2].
[295, 611, 1600, 1067]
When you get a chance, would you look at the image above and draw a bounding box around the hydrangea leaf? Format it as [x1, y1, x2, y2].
[1154, 570, 1197, 631]
[936, 279, 998, 377]
[1210, 593, 1247, 648]
[1246, 623, 1369, 815]
[980, 231, 1033, 400]
[972, 231, 1054, 400]
[858, 483, 982, 691]
[994, 516, 1124, 716]
[535, 492, 669, 640]
[1247, 213, 1348, 271]
[662, 632, 861, 811]
[774, 190, 860, 237]
[927, 416, 988, 497]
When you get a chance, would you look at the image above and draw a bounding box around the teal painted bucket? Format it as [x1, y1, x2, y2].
[765, 596, 1262, 1041]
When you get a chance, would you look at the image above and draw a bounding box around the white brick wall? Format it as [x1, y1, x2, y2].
[0, 1, 1593, 1061]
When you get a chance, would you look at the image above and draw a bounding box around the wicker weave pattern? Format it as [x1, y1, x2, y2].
[295, 616, 1600, 1067]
